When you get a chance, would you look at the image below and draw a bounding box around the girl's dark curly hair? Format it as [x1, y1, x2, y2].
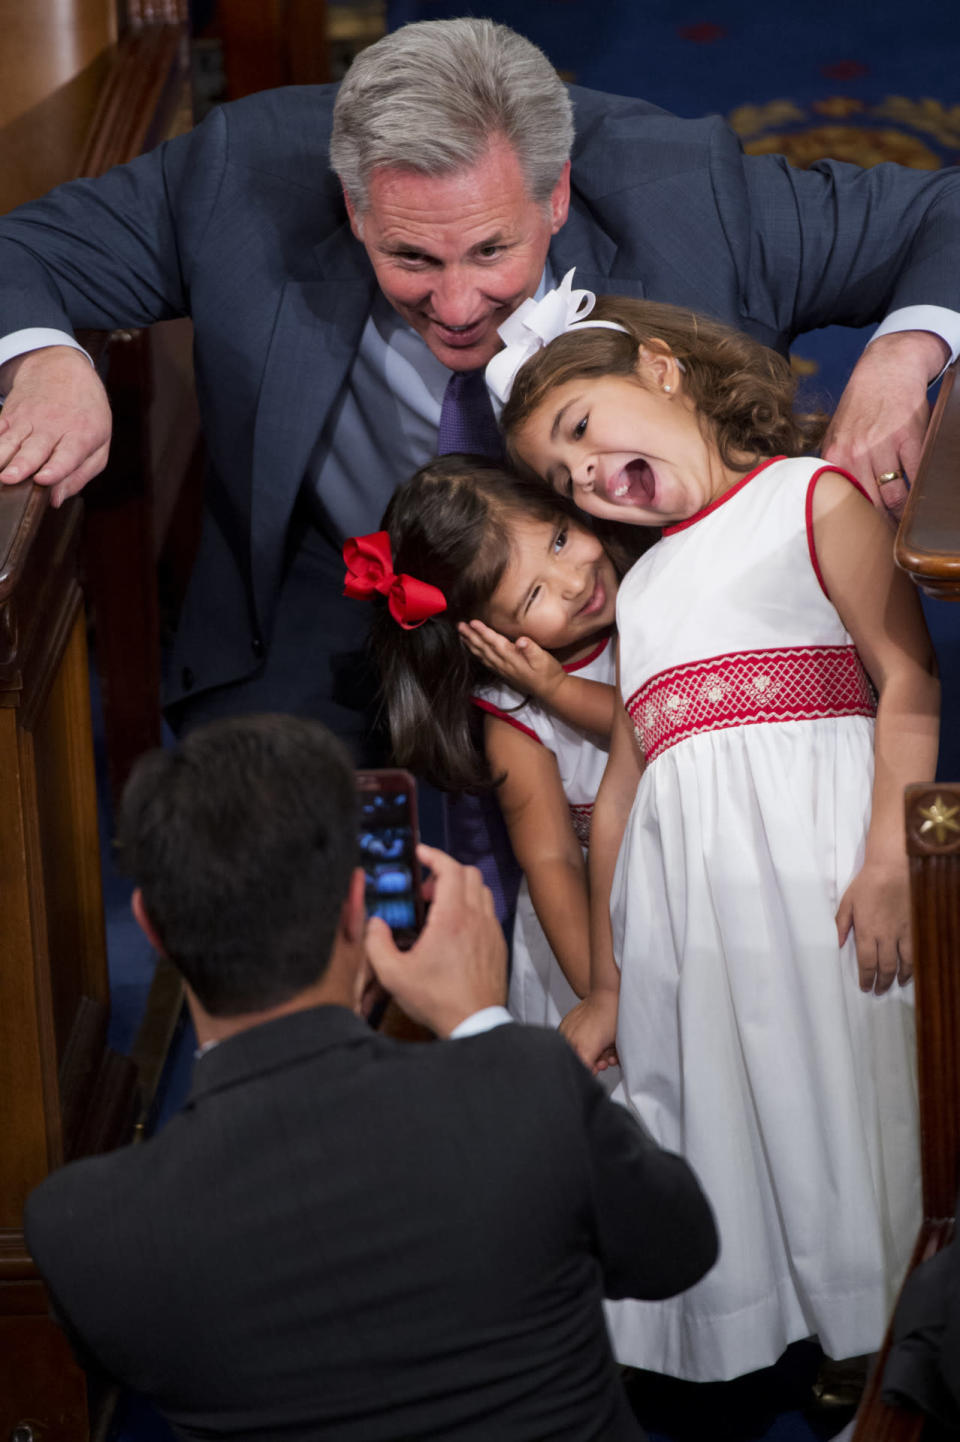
[370, 454, 643, 791]
[501, 295, 827, 470]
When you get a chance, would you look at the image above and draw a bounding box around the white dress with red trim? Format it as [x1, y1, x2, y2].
[473, 635, 615, 1028]
[604, 455, 920, 1382]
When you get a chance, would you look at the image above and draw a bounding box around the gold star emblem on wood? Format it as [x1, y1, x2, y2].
[918, 797, 960, 844]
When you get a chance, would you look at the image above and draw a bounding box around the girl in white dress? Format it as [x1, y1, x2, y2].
[354, 454, 642, 1028]
[494, 286, 939, 1381]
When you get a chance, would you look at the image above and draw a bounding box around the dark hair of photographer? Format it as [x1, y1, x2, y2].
[117, 715, 358, 1016]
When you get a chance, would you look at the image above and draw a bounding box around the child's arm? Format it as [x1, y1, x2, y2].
[812, 470, 940, 994]
[462, 619, 616, 737]
[485, 713, 594, 998]
[561, 661, 646, 1070]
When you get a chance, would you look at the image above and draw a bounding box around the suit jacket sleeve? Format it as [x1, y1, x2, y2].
[0, 85, 347, 341]
[565, 89, 960, 352]
[572, 1056, 719, 1300]
[0, 112, 222, 336]
[882, 1210, 960, 1429]
[0, 88, 343, 338]
[733, 141, 960, 336]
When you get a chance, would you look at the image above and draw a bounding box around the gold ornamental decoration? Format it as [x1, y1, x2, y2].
[729, 95, 959, 170]
[917, 797, 960, 846]
[906, 788, 960, 855]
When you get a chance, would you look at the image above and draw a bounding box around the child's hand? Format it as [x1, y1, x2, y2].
[459, 619, 566, 704]
[559, 991, 619, 1073]
[836, 859, 913, 994]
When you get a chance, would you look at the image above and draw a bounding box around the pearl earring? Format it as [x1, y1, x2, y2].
[663, 383, 673, 393]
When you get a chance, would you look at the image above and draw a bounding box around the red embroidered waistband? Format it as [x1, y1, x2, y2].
[626, 644, 876, 764]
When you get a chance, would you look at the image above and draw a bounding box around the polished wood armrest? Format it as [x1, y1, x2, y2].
[896, 363, 960, 598]
[0, 481, 48, 606]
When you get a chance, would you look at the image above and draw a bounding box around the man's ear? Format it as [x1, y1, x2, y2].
[131, 887, 166, 955]
[341, 867, 374, 1012]
[342, 188, 364, 242]
[636, 341, 683, 395]
[341, 867, 367, 946]
[549, 160, 571, 234]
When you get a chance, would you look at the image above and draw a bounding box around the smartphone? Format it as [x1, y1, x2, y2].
[356, 769, 424, 949]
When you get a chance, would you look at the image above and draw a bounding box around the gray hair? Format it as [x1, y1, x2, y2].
[330, 18, 574, 213]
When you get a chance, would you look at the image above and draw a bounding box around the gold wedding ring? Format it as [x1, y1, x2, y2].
[876, 470, 904, 484]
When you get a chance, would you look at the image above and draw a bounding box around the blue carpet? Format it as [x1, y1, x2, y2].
[89, 665, 157, 1059]
[389, 0, 960, 123]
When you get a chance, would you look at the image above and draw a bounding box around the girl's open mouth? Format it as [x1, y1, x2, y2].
[607, 459, 656, 507]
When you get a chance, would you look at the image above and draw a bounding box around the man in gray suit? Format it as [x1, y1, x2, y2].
[24, 713, 718, 1441]
[0, 18, 956, 746]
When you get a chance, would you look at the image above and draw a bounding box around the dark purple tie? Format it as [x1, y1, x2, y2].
[436, 369, 504, 459]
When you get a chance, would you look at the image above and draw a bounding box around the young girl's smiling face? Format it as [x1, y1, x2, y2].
[482, 513, 617, 659]
[513, 351, 739, 527]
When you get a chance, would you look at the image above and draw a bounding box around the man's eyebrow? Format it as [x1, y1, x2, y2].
[378, 230, 510, 259]
[469, 230, 508, 250]
[380, 242, 431, 256]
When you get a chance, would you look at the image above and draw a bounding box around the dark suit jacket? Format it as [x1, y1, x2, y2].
[882, 1212, 960, 1432]
[0, 84, 957, 717]
[25, 1008, 717, 1441]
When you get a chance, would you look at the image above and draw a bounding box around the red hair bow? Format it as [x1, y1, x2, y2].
[342, 531, 447, 630]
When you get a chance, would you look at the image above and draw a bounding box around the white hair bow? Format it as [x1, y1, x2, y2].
[485, 268, 628, 404]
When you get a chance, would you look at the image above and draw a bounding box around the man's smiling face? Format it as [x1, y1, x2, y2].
[345, 135, 570, 371]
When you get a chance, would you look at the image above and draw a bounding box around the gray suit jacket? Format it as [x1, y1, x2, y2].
[25, 1008, 718, 1441]
[0, 83, 957, 714]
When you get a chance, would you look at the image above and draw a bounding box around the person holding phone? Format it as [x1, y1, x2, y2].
[24, 714, 717, 1442]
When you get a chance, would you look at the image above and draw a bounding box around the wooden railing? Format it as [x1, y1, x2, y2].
[897, 362, 960, 599]
[0, 482, 140, 1439]
[0, 4, 193, 1438]
[852, 361, 960, 1439]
